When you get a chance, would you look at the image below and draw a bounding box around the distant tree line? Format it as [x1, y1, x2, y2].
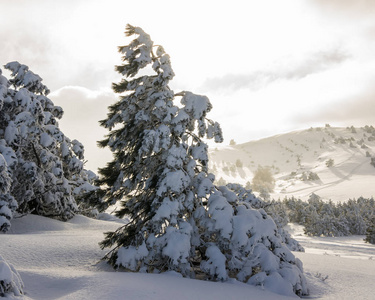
[265, 194, 375, 243]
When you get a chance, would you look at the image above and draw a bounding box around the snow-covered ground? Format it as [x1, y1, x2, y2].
[287, 224, 375, 299]
[1, 215, 374, 299]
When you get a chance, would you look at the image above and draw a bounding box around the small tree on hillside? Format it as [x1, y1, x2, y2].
[251, 165, 275, 193]
[326, 158, 334, 168]
[235, 159, 243, 168]
[245, 181, 251, 190]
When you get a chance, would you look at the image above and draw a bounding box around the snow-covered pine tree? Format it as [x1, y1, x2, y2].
[283, 196, 309, 224]
[0, 70, 17, 232]
[0, 62, 99, 227]
[224, 184, 304, 251]
[201, 187, 308, 295]
[364, 217, 375, 244]
[225, 183, 264, 208]
[98, 25, 308, 297]
[0, 152, 17, 232]
[264, 200, 304, 251]
[344, 198, 373, 235]
[0, 254, 23, 297]
[97, 24, 223, 275]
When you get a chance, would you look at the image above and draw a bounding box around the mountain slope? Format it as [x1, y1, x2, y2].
[209, 125, 375, 202]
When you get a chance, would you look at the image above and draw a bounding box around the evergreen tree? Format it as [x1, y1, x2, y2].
[283, 197, 308, 224]
[371, 157, 375, 168]
[235, 158, 243, 168]
[282, 195, 375, 238]
[225, 183, 264, 208]
[0, 69, 18, 232]
[364, 218, 375, 244]
[326, 158, 334, 167]
[201, 188, 307, 295]
[0, 254, 23, 297]
[97, 25, 308, 296]
[97, 24, 223, 274]
[251, 165, 275, 193]
[0, 62, 99, 229]
[344, 202, 367, 235]
[0, 152, 16, 232]
[262, 199, 304, 251]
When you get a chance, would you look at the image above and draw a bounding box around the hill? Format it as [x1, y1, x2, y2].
[209, 125, 375, 202]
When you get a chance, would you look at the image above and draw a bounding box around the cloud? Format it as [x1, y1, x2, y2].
[0, 1, 119, 91]
[311, 0, 375, 16]
[50, 86, 116, 172]
[292, 84, 375, 127]
[0, 26, 57, 84]
[201, 48, 350, 93]
[0, 26, 117, 92]
[50, 86, 115, 120]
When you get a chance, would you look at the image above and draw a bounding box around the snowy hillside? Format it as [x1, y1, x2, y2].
[1, 215, 374, 299]
[209, 125, 375, 202]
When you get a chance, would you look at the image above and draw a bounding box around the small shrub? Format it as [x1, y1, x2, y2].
[326, 159, 334, 168]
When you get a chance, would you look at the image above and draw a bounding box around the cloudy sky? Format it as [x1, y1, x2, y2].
[1, 0, 375, 172]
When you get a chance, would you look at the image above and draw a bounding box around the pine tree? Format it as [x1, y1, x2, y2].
[0, 152, 16, 232]
[263, 199, 304, 251]
[0, 68, 19, 231]
[326, 158, 334, 167]
[0, 254, 23, 297]
[251, 165, 275, 193]
[201, 187, 308, 295]
[0, 62, 99, 228]
[344, 202, 367, 235]
[97, 25, 223, 275]
[97, 26, 309, 297]
[364, 218, 375, 244]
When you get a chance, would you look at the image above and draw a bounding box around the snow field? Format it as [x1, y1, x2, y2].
[1, 214, 374, 299]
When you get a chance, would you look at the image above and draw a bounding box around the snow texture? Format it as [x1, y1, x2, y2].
[1, 215, 374, 299]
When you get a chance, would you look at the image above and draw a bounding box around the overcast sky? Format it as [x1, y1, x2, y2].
[1, 0, 375, 172]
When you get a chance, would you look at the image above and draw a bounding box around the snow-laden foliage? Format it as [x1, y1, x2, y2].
[264, 200, 304, 252]
[0, 152, 17, 232]
[0, 254, 23, 297]
[98, 25, 307, 297]
[225, 183, 264, 208]
[0, 63, 100, 230]
[98, 23, 222, 271]
[365, 218, 375, 244]
[225, 184, 304, 252]
[201, 189, 308, 295]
